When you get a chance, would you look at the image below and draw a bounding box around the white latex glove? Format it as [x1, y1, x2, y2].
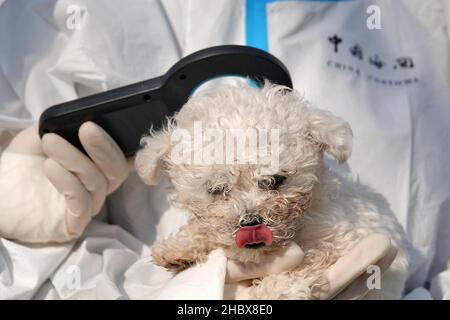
[225, 242, 305, 284]
[224, 234, 397, 300]
[321, 233, 398, 300]
[224, 242, 304, 299]
[0, 122, 129, 243]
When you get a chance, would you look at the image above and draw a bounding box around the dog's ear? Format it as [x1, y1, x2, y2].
[305, 109, 353, 164]
[134, 129, 172, 185]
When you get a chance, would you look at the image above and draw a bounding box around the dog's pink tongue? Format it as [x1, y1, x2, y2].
[235, 224, 273, 248]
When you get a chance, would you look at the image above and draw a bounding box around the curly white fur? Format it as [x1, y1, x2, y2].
[135, 82, 409, 299]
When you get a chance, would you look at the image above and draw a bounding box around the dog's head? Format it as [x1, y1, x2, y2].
[135, 83, 352, 263]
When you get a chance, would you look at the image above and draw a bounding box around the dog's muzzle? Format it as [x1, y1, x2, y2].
[236, 214, 273, 249]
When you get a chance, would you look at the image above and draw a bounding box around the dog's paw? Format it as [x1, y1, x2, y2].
[248, 273, 318, 300]
[156, 256, 194, 272]
[164, 258, 195, 271]
[151, 245, 195, 272]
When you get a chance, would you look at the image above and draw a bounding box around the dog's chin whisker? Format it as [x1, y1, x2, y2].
[273, 234, 295, 241]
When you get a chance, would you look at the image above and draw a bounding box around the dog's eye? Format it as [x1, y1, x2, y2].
[207, 184, 228, 195]
[258, 174, 286, 190]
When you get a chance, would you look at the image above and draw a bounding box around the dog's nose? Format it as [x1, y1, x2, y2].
[239, 214, 262, 227]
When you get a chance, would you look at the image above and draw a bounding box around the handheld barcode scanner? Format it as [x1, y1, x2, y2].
[38, 45, 293, 157]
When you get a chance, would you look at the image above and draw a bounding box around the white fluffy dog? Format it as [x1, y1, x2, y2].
[135, 83, 409, 299]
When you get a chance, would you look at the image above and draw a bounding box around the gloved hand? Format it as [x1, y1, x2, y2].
[225, 242, 304, 284]
[0, 122, 129, 243]
[224, 234, 397, 300]
[321, 233, 398, 300]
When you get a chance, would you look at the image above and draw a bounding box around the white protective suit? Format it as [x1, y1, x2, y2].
[0, 0, 450, 299]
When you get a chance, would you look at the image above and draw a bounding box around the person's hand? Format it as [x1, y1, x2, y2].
[225, 242, 305, 284]
[223, 242, 304, 299]
[320, 233, 398, 300]
[0, 122, 129, 243]
[224, 234, 397, 300]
